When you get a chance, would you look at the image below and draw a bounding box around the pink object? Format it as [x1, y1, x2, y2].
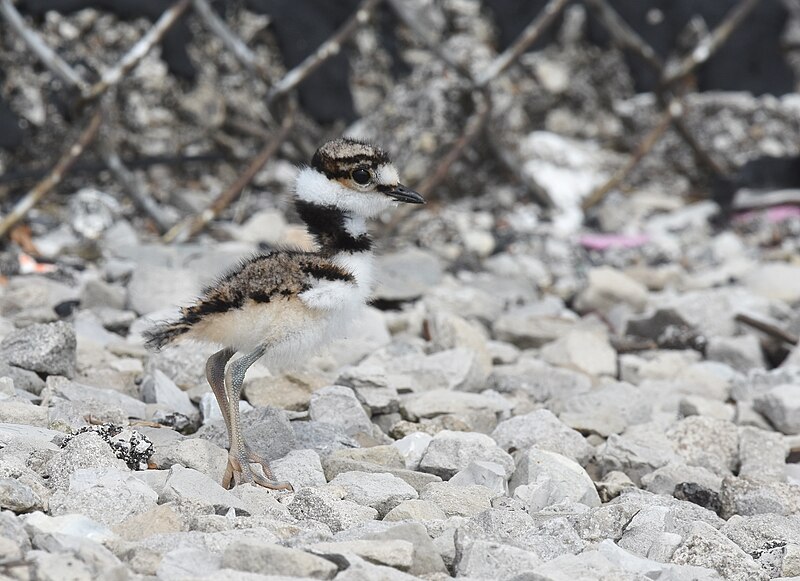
[579, 233, 650, 250]
[766, 205, 800, 223]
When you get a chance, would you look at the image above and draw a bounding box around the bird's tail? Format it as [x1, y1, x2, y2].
[142, 319, 192, 351]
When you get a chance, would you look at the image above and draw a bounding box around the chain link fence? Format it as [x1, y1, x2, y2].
[1, 0, 798, 248]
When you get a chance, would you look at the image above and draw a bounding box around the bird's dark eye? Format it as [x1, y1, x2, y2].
[351, 168, 371, 185]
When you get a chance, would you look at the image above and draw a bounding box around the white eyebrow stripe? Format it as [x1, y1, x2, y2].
[376, 164, 399, 186]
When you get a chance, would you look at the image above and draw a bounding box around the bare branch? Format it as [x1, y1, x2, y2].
[82, 0, 191, 102]
[475, 0, 571, 87]
[191, 0, 270, 78]
[582, 100, 680, 211]
[266, 0, 380, 104]
[0, 108, 103, 238]
[584, 0, 663, 71]
[661, 0, 760, 88]
[0, 0, 88, 91]
[735, 313, 799, 345]
[100, 147, 172, 234]
[163, 106, 296, 243]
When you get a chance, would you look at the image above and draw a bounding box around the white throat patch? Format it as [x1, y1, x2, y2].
[295, 167, 396, 218]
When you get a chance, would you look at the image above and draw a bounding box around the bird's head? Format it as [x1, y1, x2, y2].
[295, 138, 424, 218]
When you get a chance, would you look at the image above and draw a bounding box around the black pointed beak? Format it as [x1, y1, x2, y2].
[386, 184, 425, 204]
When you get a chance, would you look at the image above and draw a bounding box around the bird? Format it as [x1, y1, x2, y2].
[144, 138, 425, 490]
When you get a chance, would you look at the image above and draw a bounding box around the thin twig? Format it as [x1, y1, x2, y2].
[735, 313, 799, 345]
[416, 92, 492, 195]
[82, 0, 191, 102]
[101, 148, 172, 234]
[266, 0, 380, 104]
[0, 109, 103, 238]
[661, 0, 760, 88]
[191, 0, 270, 77]
[163, 106, 296, 243]
[586, 0, 726, 177]
[475, 0, 571, 87]
[584, 0, 663, 71]
[0, 0, 88, 91]
[582, 101, 679, 211]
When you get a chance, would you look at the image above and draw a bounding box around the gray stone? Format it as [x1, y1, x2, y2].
[0, 400, 48, 427]
[426, 311, 493, 381]
[270, 449, 327, 489]
[328, 471, 418, 517]
[288, 487, 378, 533]
[707, 335, 767, 373]
[308, 539, 414, 571]
[374, 248, 443, 302]
[721, 514, 800, 558]
[418, 430, 514, 480]
[573, 502, 641, 544]
[309, 385, 373, 437]
[28, 551, 94, 581]
[491, 409, 594, 465]
[596, 423, 678, 484]
[526, 549, 649, 581]
[141, 369, 197, 418]
[333, 555, 421, 580]
[44, 375, 147, 421]
[641, 462, 723, 495]
[419, 482, 495, 518]
[553, 380, 651, 437]
[598, 539, 725, 581]
[754, 384, 800, 435]
[540, 329, 617, 377]
[0, 362, 45, 394]
[595, 471, 636, 502]
[488, 358, 592, 403]
[449, 461, 508, 496]
[455, 507, 585, 562]
[322, 457, 442, 493]
[743, 263, 800, 304]
[400, 389, 509, 433]
[731, 366, 800, 403]
[46, 431, 130, 490]
[146, 340, 217, 390]
[671, 521, 769, 581]
[0, 321, 76, 377]
[80, 277, 127, 310]
[720, 476, 800, 518]
[114, 504, 185, 541]
[329, 446, 405, 469]
[492, 300, 577, 349]
[340, 521, 448, 576]
[666, 416, 739, 476]
[393, 432, 432, 470]
[456, 539, 542, 578]
[293, 421, 360, 456]
[127, 264, 199, 315]
[738, 426, 787, 482]
[222, 539, 337, 579]
[679, 395, 735, 421]
[0, 478, 42, 512]
[574, 266, 649, 314]
[49, 467, 158, 527]
[157, 547, 222, 580]
[150, 437, 228, 483]
[22, 511, 116, 543]
[352, 385, 399, 415]
[510, 449, 600, 511]
[197, 405, 297, 462]
[244, 371, 322, 411]
[160, 465, 250, 514]
[383, 499, 447, 521]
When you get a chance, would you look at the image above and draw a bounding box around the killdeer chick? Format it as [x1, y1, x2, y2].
[144, 138, 424, 490]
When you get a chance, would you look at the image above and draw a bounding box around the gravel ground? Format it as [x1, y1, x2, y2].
[1, 3, 800, 581]
[0, 180, 799, 581]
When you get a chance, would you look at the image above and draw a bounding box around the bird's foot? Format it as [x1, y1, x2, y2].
[222, 452, 293, 491]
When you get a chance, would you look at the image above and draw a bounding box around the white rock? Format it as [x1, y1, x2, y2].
[393, 432, 433, 470]
[449, 461, 508, 496]
[510, 449, 600, 511]
[418, 430, 514, 479]
[270, 448, 327, 489]
[328, 471, 418, 517]
[309, 385, 373, 437]
[541, 329, 617, 377]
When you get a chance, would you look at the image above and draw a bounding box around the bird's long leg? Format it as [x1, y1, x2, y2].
[205, 347, 236, 443]
[223, 345, 293, 491]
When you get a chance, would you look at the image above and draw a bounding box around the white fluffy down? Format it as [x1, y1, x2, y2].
[295, 167, 397, 217]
